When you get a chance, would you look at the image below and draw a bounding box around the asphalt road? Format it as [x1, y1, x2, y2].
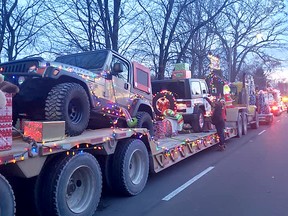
[14, 113, 288, 216]
[96, 114, 288, 216]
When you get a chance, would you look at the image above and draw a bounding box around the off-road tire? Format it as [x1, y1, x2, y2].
[237, 113, 243, 138]
[242, 112, 248, 135]
[251, 112, 259, 129]
[0, 174, 16, 216]
[191, 109, 205, 132]
[35, 153, 102, 216]
[152, 91, 176, 117]
[111, 139, 149, 196]
[45, 83, 90, 136]
[136, 111, 154, 136]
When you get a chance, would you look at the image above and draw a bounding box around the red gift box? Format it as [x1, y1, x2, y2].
[0, 93, 12, 151]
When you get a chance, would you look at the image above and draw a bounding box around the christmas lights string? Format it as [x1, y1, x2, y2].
[0, 127, 38, 165]
[1, 124, 235, 166]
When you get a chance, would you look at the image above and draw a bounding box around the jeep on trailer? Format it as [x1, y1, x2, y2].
[0, 50, 154, 136]
[152, 78, 212, 132]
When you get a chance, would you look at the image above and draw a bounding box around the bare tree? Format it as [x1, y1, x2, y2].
[137, 0, 235, 80]
[45, 0, 140, 54]
[0, 0, 8, 62]
[211, 0, 287, 82]
[1, 0, 50, 61]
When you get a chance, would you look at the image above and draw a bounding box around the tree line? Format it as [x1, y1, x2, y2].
[0, 0, 287, 82]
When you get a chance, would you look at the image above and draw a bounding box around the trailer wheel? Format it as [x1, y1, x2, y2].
[268, 115, 274, 125]
[136, 111, 154, 136]
[45, 83, 90, 136]
[251, 112, 259, 129]
[35, 153, 102, 216]
[236, 113, 243, 138]
[111, 138, 149, 196]
[0, 174, 16, 216]
[192, 109, 205, 132]
[242, 113, 248, 135]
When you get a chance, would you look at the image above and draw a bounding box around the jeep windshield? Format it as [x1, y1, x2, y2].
[152, 80, 188, 99]
[55, 50, 108, 71]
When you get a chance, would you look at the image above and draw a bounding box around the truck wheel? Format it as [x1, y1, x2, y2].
[35, 153, 102, 216]
[242, 113, 248, 135]
[237, 113, 243, 138]
[152, 91, 176, 117]
[251, 112, 259, 129]
[45, 83, 90, 136]
[136, 111, 154, 136]
[268, 115, 274, 125]
[97, 155, 114, 193]
[192, 109, 205, 132]
[111, 138, 149, 196]
[0, 174, 16, 216]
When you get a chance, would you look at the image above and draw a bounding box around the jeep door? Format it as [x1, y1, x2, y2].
[108, 55, 131, 108]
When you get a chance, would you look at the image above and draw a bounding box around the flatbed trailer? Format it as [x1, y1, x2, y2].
[0, 122, 239, 216]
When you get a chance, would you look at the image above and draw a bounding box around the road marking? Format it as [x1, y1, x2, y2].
[162, 166, 214, 201]
[258, 130, 266, 135]
[277, 120, 280, 122]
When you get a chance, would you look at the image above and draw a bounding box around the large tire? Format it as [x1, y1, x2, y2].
[267, 115, 274, 125]
[111, 139, 149, 196]
[251, 112, 259, 129]
[236, 113, 243, 138]
[45, 83, 90, 136]
[0, 174, 16, 216]
[97, 155, 114, 193]
[136, 111, 154, 136]
[242, 112, 248, 135]
[35, 153, 102, 216]
[191, 109, 205, 132]
[152, 91, 176, 117]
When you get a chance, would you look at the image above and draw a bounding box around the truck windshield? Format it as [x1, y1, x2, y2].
[55, 50, 108, 70]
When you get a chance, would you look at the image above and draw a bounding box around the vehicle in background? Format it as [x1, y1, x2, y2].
[152, 68, 212, 133]
[267, 88, 283, 116]
[281, 95, 288, 113]
[256, 90, 274, 124]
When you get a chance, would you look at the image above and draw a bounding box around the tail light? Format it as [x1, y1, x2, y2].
[271, 106, 278, 111]
[176, 101, 192, 109]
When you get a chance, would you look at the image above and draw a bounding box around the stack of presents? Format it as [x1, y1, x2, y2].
[171, 63, 191, 79]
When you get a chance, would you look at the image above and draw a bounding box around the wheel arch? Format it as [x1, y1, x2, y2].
[20, 75, 94, 108]
[55, 75, 94, 108]
[130, 99, 155, 120]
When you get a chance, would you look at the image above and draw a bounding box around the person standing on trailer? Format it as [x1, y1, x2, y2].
[211, 99, 226, 151]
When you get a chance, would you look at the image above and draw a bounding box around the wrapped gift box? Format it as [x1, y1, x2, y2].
[174, 63, 190, 71]
[0, 93, 12, 151]
[24, 121, 65, 142]
[154, 119, 174, 139]
[172, 70, 191, 79]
